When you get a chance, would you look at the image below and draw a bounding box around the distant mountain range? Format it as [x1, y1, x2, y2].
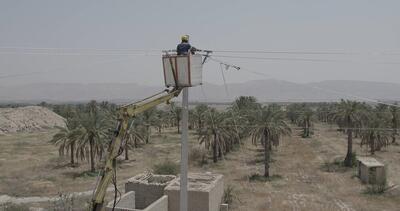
[1, 80, 399, 103]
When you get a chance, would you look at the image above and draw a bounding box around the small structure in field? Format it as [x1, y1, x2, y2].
[357, 157, 386, 185]
[105, 172, 224, 211]
[164, 172, 224, 211]
[105, 191, 169, 211]
[125, 173, 176, 209]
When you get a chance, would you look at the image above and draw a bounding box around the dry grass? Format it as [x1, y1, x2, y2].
[1, 124, 400, 210]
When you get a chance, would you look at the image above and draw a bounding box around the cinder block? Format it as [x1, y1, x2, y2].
[164, 172, 224, 211]
[125, 173, 176, 209]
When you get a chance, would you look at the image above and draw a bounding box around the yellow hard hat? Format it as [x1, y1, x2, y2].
[181, 35, 189, 42]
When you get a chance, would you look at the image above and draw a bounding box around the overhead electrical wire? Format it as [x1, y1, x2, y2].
[207, 56, 400, 108]
[1, 47, 400, 56]
[0, 51, 160, 56]
[0, 56, 137, 80]
[0, 46, 398, 106]
[212, 50, 351, 55]
[211, 54, 395, 63]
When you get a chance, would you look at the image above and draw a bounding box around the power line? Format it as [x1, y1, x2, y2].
[210, 54, 400, 64]
[2, 47, 400, 56]
[0, 47, 162, 52]
[206, 57, 400, 108]
[212, 50, 351, 55]
[0, 51, 160, 56]
[0, 56, 136, 80]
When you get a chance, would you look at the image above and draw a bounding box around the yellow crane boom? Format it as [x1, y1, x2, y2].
[89, 88, 182, 211]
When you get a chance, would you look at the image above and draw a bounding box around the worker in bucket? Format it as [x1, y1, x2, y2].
[177, 35, 198, 55]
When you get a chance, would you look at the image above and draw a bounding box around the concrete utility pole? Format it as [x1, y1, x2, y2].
[180, 87, 189, 211]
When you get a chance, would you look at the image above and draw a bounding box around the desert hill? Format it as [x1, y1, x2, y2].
[0, 106, 66, 134]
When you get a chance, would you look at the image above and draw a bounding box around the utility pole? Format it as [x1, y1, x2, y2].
[180, 87, 189, 211]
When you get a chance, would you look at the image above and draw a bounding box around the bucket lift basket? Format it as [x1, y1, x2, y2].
[162, 54, 203, 88]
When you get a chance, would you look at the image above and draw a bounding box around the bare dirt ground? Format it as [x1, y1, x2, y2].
[0, 124, 399, 210]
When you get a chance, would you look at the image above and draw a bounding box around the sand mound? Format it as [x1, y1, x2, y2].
[0, 106, 66, 134]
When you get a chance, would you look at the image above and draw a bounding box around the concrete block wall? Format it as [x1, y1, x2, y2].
[125, 173, 176, 209]
[142, 195, 168, 211]
[106, 192, 168, 211]
[165, 172, 224, 211]
[106, 191, 136, 211]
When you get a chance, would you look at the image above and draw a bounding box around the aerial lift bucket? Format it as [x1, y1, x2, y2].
[162, 53, 203, 88]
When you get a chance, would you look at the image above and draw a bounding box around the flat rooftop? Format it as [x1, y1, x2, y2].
[357, 157, 384, 167]
[166, 172, 223, 192]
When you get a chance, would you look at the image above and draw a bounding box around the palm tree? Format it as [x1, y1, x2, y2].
[154, 109, 168, 134]
[332, 100, 367, 167]
[389, 104, 399, 143]
[198, 109, 234, 163]
[192, 104, 208, 130]
[142, 108, 157, 143]
[230, 96, 261, 143]
[232, 96, 259, 111]
[286, 103, 302, 124]
[123, 118, 146, 160]
[316, 103, 330, 123]
[169, 102, 182, 133]
[361, 113, 390, 155]
[76, 102, 111, 172]
[297, 107, 313, 138]
[250, 106, 291, 177]
[50, 118, 81, 165]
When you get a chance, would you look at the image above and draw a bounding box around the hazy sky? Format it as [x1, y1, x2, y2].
[0, 0, 399, 86]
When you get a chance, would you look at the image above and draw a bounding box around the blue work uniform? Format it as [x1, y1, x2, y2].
[177, 42, 196, 55]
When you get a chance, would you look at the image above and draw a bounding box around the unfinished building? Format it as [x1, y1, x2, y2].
[105, 172, 225, 211]
[125, 173, 176, 209]
[357, 157, 386, 185]
[105, 191, 169, 211]
[164, 172, 224, 211]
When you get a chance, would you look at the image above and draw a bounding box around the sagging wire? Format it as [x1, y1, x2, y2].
[207, 56, 240, 71]
[219, 63, 230, 97]
[207, 56, 400, 109]
[308, 85, 400, 108]
[112, 165, 122, 211]
[208, 56, 270, 78]
[216, 61, 243, 145]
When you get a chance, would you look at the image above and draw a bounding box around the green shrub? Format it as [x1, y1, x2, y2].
[153, 160, 179, 175]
